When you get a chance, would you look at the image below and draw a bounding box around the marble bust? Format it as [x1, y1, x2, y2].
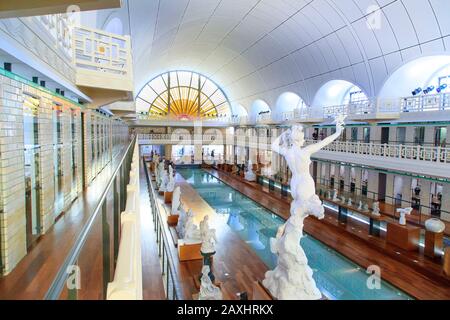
[198, 266, 222, 300]
[372, 201, 380, 216]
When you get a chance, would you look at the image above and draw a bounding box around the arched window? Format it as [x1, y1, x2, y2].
[136, 71, 231, 120]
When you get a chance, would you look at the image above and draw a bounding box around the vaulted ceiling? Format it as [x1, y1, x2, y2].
[91, 0, 450, 110]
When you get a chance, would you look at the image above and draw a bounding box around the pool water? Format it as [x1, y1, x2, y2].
[178, 168, 413, 300]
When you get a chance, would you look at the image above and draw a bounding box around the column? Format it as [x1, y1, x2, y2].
[441, 184, 450, 222]
[401, 176, 412, 207]
[38, 91, 56, 233]
[385, 174, 395, 205]
[354, 167, 362, 195]
[367, 171, 379, 200]
[0, 75, 27, 275]
[420, 180, 431, 215]
[343, 166, 351, 192]
[424, 126, 434, 146]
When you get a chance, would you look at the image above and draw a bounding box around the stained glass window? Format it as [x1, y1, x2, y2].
[136, 71, 231, 120]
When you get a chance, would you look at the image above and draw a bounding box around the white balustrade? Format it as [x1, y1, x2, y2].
[107, 145, 142, 300]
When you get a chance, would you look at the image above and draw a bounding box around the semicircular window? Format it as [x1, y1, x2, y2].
[136, 71, 231, 120]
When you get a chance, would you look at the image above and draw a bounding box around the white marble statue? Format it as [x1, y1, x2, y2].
[372, 201, 380, 216]
[157, 161, 165, 188]
[201, 228, 218, 254]
[159, 169, 169, 192]
[347, 198, 353, 206]
[358, 201, 363, 211]
[176, 207, 187, 238]
[244, 160, 257, 182]
[363, 204, 369, 212]
[199, 215, 210, 238]
[397, 207, 413, 225]
[183, 209, 201, 242]
[332, 189, 338, 202]
[198, 266, 222, 300]
[262, 115, 345, 300]
[166, 165, 175, 192]
[172, 186, 181, 215]
[340, 196, 346, 204]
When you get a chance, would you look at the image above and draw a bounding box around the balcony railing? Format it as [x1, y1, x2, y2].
[73, 26, 133, 91]
[401, 92, 450, 112]
[306, 139, 450, 164]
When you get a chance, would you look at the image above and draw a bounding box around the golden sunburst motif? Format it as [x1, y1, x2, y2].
[136, 71, 231, 120]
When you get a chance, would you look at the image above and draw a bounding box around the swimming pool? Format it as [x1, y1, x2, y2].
[178, 168, 413, 300]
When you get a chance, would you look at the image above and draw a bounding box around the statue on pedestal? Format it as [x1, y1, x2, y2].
[172, 186, 181, 215]
[156, 161, 165, 189]
[397, 207, 413, 225]
[183, 209, 201, 242]
[262, 115, 345, 300]
[198, 266, 222, 300]
[372, 201, 380, 216]
[358, 201, 363, 211]
[244, 160, 257, 182]
[347, 198, 353, 206]
[332, 189, 338, 202]
[340, 196, 346, 204]
[159, 169, 169, 192]
[200, 227, 218, 282]
[362, 204, 369, 212]
[166, 165, 175, 192]
[199, 215, 210, 238]
[176, 207, 187, 237]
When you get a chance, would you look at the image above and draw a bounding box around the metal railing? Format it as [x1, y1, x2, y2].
[45, 136, 136, 300]
[143, 159, 180, 300]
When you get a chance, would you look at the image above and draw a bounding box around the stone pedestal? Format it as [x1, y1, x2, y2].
[167, 214, 179, 227]
[424, 231, 444, 259]
[386, 222, 420, 252]
[164, 191, 173, 204]
[177, 240, 202, 261]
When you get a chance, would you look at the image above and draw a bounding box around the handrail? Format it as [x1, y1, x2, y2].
[45, 136, 136, 300]
[143, 158, 181, 300]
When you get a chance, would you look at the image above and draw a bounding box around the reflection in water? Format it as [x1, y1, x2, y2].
[178, 168, 413, 300]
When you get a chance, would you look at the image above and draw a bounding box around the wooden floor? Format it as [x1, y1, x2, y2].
[151, 171, 268, 300]
[0, 148, 166, 300]
[204, 168, 450, 300]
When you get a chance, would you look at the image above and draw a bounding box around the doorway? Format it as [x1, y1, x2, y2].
[381, 127, 390, 144]
[378, 173, 387, 201]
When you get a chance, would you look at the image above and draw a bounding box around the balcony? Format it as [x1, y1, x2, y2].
[73, 26, 133, 108]
[306, 139, 450, 179]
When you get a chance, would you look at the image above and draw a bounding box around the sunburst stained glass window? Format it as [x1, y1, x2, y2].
[136, 71, 231, 120]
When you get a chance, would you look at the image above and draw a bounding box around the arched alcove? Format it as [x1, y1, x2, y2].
[312, 80, 368, 108]
[378, 55, 450, 99]
[273, 92, 307, 121]
[232, 104, 248, 118]
[249, 99, 270, 123]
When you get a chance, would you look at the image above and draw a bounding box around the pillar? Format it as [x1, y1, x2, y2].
[401, 176, 412, 207]
[367, 171, 379, 200]
[0, 75, 27, 275]
[441, 184, 450, 222]
[420, 180, 431, 215]
[385, 174, 395, 205]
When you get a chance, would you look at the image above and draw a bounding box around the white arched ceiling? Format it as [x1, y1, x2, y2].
[249, 99, 270, 123]
[312, 80, 367, 108]
[379, 55, 450, 99]
[92, 0, 450, 110]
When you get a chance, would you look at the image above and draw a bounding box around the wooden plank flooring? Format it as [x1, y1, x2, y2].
[150, 172, 268, 300]
[204, 168, 450, 300]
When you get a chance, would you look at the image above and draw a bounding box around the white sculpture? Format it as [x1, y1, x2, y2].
[176, 207, 187, 238]
[332, 189, 338, 202]
[199, 215, 210, 239]
[357, 201, 363, 211]
[172, 186, 181, 215]
[396, 207, 413, 225]
[201, 228, 218, 254]
[347, 198, 352, 206]
[157, 161, 165, 188]
[244, 160, 257, 182]
[372, 201, 380, 216]
[166, 165, 175, 192]
[159, 169, 169, 192]
[362, 204, 369, 212]
[183, 209, 201, 242]
[340, 196, 346, 204]
[262, 115, 345, 300]
[198, 266, 222, 300]
[425, 218, 445, 233]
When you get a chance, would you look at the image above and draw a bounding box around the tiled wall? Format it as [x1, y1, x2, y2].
[0, 74, 129, 275]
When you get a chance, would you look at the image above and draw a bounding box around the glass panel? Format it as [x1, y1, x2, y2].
[53, 104, 64, 217]
[23, 95, 41, 249]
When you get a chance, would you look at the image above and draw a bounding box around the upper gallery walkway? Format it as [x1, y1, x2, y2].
[205, 166, 450, 300]
[0, 144, 164, 300]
